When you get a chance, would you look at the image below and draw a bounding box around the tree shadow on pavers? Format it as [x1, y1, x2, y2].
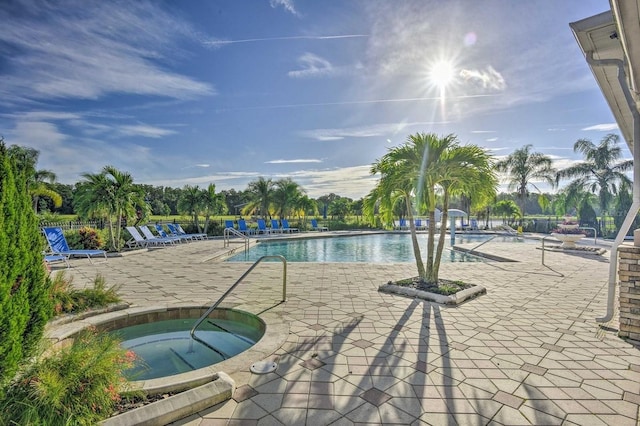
[320, 299, 464, 425]
[228, 316, 364, 424]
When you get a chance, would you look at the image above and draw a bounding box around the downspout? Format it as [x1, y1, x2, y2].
[585, 52, 640, 323]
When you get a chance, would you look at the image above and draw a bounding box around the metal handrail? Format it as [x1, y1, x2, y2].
[579, 227, 598, 245]
[224, 227, 249, 251]
[467, 235, 498, 253]
[190, 255, 287, 350]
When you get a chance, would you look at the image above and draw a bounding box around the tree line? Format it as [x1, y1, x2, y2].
[5, 131, 635, 238]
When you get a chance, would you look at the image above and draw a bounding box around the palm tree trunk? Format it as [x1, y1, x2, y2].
[432, 192, 450, 282]
[405, 197, 425, 277]
[425, 209, 436, 281]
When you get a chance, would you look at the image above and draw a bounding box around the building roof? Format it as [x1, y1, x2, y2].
[570, 1, 640, 154]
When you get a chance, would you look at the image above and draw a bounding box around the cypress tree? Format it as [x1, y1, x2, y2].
[0, 139, 52, 385]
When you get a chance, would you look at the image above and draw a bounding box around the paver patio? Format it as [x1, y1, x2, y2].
[62, 234, 640, 425]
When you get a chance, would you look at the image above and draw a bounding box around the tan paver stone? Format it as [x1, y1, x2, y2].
[231, 399, 269, 420]
[256, 415, 284, 425]
[595, 415, 638, 426]
[343, 401, 383, 423]
[488, 405, 531, 425]
[576, 399, 617, 414]
[418, 412, 458, 426]
[603, 399, 640, 419]
[252, 393, 285, 414]
[563, 414, 608, 425]
[270, 407, 308, 425]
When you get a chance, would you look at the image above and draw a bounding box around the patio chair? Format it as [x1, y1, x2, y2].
[281, 219, 298, 233]
[138, 225, 179, 245]
[237, 219, 253, 235]
[311, 219, 328, 231]
[414, 218, 426, 230]
[270, 219, 283, 233]
[256, 219, 270, 234]
[175, 224, 207, 240]
[44, 254, 70, 269]
[125, 226, 168, 248]
[155, 224, 190, 242]
[42, 227, 107, 264]
[224, 220, 235, 229]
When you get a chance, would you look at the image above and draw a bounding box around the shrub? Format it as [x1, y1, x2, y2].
[0, 327, 138, 425]
[50, 272, 121, 315]
[64, 227, 104, 250]
[0, 141, 53, 386]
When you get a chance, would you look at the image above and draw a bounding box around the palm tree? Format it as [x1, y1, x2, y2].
[272, 178, 304, 219]
[177, 185, 204, 231]
[74, 166, 147, 251]
[6, 145, 62, 212]
[244, 177, 274, 218]
[495, 145, 555, 221]
[201, 184, 225, 234]
[556, 133, 632, 231]
[365, 133, 496, 283]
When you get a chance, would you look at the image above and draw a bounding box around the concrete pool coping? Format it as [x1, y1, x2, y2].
[45, 304, 290, 395]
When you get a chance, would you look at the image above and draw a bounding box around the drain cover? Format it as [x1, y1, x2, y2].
[250, 361, 277, 374]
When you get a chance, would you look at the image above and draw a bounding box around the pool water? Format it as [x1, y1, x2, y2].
[226, 233, 525, 263]
[114, 318, 263, 380]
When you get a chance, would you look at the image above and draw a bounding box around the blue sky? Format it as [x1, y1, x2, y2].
[0, 0, 624, 199]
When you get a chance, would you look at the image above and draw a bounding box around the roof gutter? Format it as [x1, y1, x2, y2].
[585, 52, 640, 323]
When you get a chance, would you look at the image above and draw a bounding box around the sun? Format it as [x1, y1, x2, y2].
[429, 60, 456, 88]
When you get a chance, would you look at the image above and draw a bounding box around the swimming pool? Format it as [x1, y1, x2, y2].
[226, 233, 524, 263]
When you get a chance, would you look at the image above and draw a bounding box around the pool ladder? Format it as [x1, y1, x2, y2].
[223, 227, 250, 252]
[189, 255, 287, 356]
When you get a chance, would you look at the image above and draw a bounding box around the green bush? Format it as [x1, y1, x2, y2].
[0, 142, 53, 386]
[0, 327, 138, 425]
[50, 272, 121, 315]
[64, 227, 104, 250]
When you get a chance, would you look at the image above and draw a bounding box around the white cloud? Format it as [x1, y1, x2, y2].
[460, 66, 507, 91]
[300, 121, 439, 141]
[0, 1, 214, 105]
[265, 159, 323, 164]
[270, 0, 299, 16]
[288, 53, 335, 78]
[581, 123, 619, 131]
[486, 138, 498, 142]
[471, 130, 496, 134]
[119, 124, 177, 138]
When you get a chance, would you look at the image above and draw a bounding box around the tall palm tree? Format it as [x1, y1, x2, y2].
[273, 178, 304, 219]
[74, 166, 147, 251]
[495, 145, 555, 221]
[365, 133, 496, 283]
[556, 133, 632, 229]
[201, 184, 225, 234]
[177, 185, 204, 231]
[243, 177, 274, 218]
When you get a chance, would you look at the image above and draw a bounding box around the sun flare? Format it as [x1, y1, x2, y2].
[430, 60, 456, 88]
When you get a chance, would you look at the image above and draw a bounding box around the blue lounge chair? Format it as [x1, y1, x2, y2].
[311, 219, 328, 231]
[256, 219, 270, 234]
[155, 224, 190, 242]
[44, 254, 69, 269]
[138, 225, 179, 245]
[238, 219, 253, 235]
[270, 219, 282, 233]
[415, 218, 426, 230]
[224, 220, 235, 230]
[281, 219, 298, 233]
[42, 227, 107, 263]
